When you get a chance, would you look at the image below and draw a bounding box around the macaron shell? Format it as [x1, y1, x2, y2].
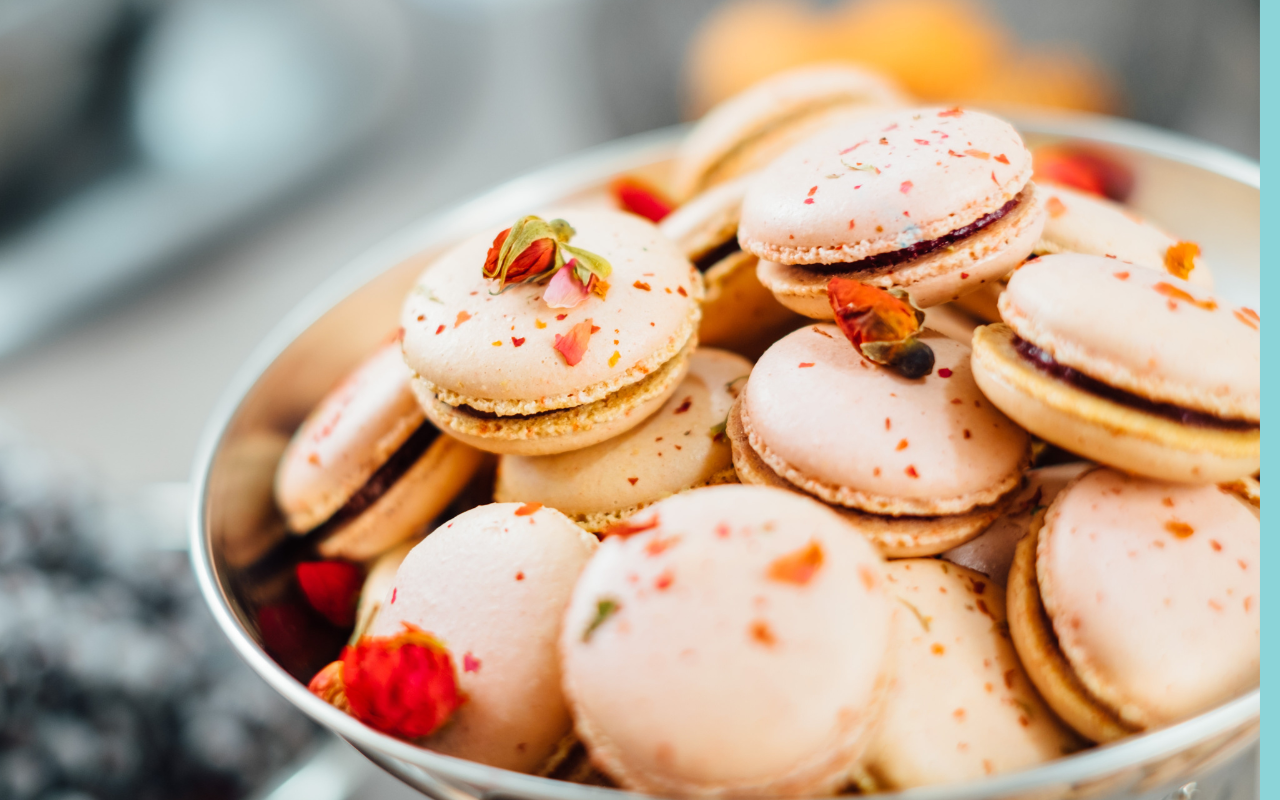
[276, 340, 425, 532]
[369, 503, 598, 773]
[560, 485, 893, 796]
[659, 174, 753, 260]
[317, 435, 489, 561]
[859, 560, 1080, 790]
[412, 344, 692, 456]
[738, 107, 1032, 265]
[999, 254, 1259, 420]
[494, 349, 751, 527]
[672, 64, 908, 200]
[1037, 183, 1213, 288]
[700, 251, 805, 357]
[971, 323, 1260, 483]
[744, 327, 1029, 514]
[352, 537, 420, 641]
[942, 462, 1092, 585]
[401, 209, 700, 409]
[1038, 469, 1260, 729]
[753, 181, 1044, 314]
[727, 397, 1006, 558]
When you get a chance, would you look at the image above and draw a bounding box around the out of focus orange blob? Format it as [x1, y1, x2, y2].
[686, 0, 1118, 117]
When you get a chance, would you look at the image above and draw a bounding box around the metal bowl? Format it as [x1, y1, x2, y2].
[190, 116, 1260, 800]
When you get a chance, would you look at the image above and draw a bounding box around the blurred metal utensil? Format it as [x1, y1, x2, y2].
[0, 0, 412, 358]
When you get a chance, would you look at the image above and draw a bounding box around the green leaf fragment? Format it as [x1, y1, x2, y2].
[582, 597, 621, 642]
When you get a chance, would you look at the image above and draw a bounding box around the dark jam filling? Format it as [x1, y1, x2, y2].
[809, 195, 1021, 274]
[1013, 337, 1258, 431]
[693, 237, 742, 272]
[309, 420, 441, 536]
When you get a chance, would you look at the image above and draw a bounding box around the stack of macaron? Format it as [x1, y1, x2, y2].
[257, 64, 1258, 797]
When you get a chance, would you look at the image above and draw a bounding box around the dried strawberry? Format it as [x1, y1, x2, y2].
[341, 624, 465, 740]
[827, 278, 934, 378]
[296, 561, 363, 628]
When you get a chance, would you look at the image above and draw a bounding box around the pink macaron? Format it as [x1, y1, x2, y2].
[274, 340, 486, 561]
[560, 484, 893, 797]
[730, 325, 1030, 556]
[370, 502, 598, 773]
[738, 106, 1045, 316]
[1007, 467, 1259, 743]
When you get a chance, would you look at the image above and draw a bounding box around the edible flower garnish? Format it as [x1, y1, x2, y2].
[610, 176, 673, 222]
[554, 318, 595, 366]
[1164, 241, 1200, 280]
[827, 278, 934, 378]
[296, 561, 364, 628]
[483, 216, 612, 302]
[311, 623, 465, 740]
[767, 541, 825, 585]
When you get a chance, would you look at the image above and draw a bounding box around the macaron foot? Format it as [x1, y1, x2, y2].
[971, 324, 1260, 483]
[1006, 521, 1142, 744]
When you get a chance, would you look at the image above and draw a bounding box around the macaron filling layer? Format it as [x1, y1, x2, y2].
[805, 193, 1022, 274]
[693, 236, 743, 272]
[303, 421, 440, 538]
[1012, 337, 1259, 431]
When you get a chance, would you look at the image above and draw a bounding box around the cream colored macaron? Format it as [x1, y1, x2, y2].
[350, 536, 419, 641]
[369, 503, 598, 773]
[739, 106, 1045, 316]
[672, 63, 907, 202]
[971, 254, 1260, 483]
[495, 348, 750, 532]
[954, 183, 1213, 322]
[560, 484, 893, 797]
[1007, 467, 1259, 743]
[401, 210, 702, 456]
[731, 325, 1030, 557]
[274, 340, 486, 561]
[942, 462, 1091, 586]
[659, 176, 804, 356]
[855, 559, 1080, 791]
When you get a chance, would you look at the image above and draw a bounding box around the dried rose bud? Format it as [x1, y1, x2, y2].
[610, 177, 673, 222]
[308, 660, 351, 713]
[827, 277, 934, 378]
[1032, 144, 1133, 202]
[296, 561, 364, 628]
[483, 216, 612, 298]
[341, 623, 465, 740]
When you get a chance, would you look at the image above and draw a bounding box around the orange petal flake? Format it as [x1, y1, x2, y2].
[1154, 282, 1217, 311]
[601, 515, 661, 539]
[1045, 196, 1068, 218]
[1163, 241, 1200, 280]
[514, 502, 543, 516]
[767, 541, 825, 585]
[554, 318, 594, 366]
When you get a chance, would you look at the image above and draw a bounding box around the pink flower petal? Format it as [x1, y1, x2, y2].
[554, 318, 594, 366]
[543, 262, 589, 309]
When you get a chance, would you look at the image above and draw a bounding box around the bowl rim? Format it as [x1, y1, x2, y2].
[190, 114, 1260, 800]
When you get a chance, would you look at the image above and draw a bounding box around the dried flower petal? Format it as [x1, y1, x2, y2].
[296, 561, 364, 628]
[544, 262, 591, 308]
[767, 541, 825, 585]
[610, 177, 673, 222]
[582, 598, 621, 642]
[341, 623, 465, 739]
[554, 318, 595, 366]
[1154, 282, 1218, 311]
[483, 215, 610, 293]
[1164, 241, 1200, 280]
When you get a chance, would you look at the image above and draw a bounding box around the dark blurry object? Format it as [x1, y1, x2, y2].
[0, 0, 413, 359]
[0, 429, 320, 799]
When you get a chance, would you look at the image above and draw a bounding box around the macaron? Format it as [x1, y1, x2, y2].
[494, 348, 750, 532]
[559, 484, 893, 797]
[274, 340, 487, 561]
[730, 325, 1031, 557]
[369, 502, 598, 773]
[350, 536, 419, 641]
[671, 64, 908, 202]
[953, 182, 1213, 322]
[400, 209, 702, 456]
[942, 462, 1091, 586]
[1007, 467, 1260, 742]
[739, 106, 1046, 316]
[658, 176, 804, 356]
[854, 559, 1080, 791]
[970, 254, 1260, 483]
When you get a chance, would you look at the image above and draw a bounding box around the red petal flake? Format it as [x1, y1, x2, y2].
[938, 368, 953, 378]
[1154, 282, 1218, 311]
[938, 107, 964, 117]
[602, 514, 661, 539]
[341, 623, 465, 739]
[512, 336, 525, 347]
[900, 180, 913, 194]
[296, 561, 364, 628]
[514, 501, 543, 516]
[554, 318, 594, 366]
[994, 154, 1010, 164]
[767, 541, 825, 585]
[610, 177, 674, 222]
[463, 653, 482, 673]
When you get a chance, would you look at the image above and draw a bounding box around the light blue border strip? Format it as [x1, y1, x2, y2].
[1261, 1, 1271, 798]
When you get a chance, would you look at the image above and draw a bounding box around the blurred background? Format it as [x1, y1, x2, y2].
[0, 1, 1259, 798]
